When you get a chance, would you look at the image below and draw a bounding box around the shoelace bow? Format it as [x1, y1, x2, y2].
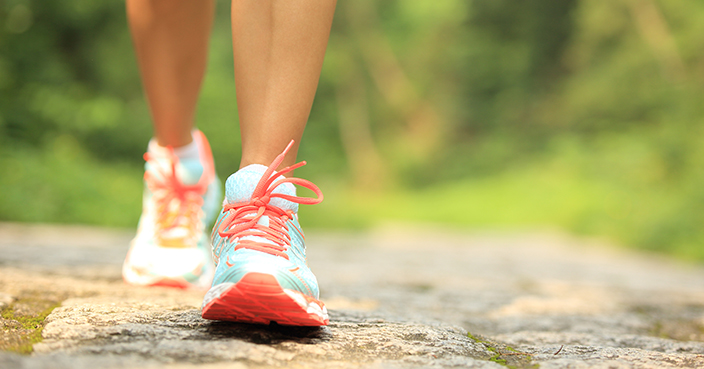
[144, 149, 210, 232]
[217, 140, 323, 260]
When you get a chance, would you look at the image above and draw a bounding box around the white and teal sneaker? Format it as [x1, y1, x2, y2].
[123, 130, 221, 289]
[201, 140, 328, 326]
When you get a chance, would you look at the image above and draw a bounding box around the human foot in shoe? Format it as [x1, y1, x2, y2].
[202, 140, 327, 326]
[123, 130, 221, 289]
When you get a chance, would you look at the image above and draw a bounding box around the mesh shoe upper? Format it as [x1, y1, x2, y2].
[208, 141, 324, 299]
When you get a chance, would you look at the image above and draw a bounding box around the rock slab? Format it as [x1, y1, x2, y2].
[2, 223, 704, 368]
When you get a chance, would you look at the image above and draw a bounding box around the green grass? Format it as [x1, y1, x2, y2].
[3, 132, 704, 262]
[0, 137, 142, 227]
[304, 151, 704, 262]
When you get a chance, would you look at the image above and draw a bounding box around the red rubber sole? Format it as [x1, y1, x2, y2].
[150, 278, 191, 289]
[201, 272, 329, 326]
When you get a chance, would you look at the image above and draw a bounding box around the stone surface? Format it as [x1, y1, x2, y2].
[2, 222, 704, 368]
[0, 292, 14, 309]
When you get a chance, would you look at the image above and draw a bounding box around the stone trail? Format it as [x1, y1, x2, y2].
[1, 222, 704, 368]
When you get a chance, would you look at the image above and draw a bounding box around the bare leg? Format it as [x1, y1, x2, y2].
[231, 0, 337, 170]
[127, 0, 215, 147]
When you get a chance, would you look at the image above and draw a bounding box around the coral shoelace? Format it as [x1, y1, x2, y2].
[217, 140, 323, 260]
[144, 149, 211, 235]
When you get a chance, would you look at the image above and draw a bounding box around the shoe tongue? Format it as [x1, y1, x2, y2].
[225, 164, 298, 212]
[145, 157, 204, 186]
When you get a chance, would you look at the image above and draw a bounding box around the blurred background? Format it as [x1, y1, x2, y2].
[2, 0, 704, 261]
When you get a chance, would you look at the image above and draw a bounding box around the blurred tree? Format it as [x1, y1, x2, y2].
[3, 0, 704, 259]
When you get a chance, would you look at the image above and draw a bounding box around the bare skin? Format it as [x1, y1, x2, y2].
[232, 0, 337, 169]
[127, 0, 215, 148]
[127, 0, 337, 170]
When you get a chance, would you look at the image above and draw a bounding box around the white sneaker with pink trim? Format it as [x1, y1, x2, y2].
[123, 131, 221, 289]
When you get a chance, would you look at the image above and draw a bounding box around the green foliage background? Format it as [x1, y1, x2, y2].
[2, 0, 704, 260]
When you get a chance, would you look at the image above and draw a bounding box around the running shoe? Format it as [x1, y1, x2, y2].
[123, 130, 221, 289]
[201, 140, 328, 326]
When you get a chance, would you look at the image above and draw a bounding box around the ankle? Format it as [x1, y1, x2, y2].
[148, 131, 201, 162]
